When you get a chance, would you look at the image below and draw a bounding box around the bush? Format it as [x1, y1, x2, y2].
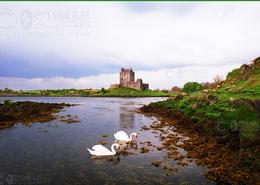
[201, 82, 212, 89]
[171, 86, 182, 92]
[4, 100, 12, 106]
[183, 82, 203, 93]
[213, 74, 224, 84]
[161, 89, 169, 93]
[100, 88, 107, 94]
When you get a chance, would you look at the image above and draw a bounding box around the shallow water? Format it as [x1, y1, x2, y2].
[0, 97, 214, 185]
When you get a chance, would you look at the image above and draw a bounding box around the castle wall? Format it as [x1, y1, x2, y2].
[142, 83, 149, 90]
[110, 84, 120, 88]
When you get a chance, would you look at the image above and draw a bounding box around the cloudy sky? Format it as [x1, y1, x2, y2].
[0, 2, 259, 90]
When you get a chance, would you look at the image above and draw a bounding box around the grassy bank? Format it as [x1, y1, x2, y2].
[0, 87, 173, 97]
[96, 87, 174, 97]
[141, 57, 260, 184]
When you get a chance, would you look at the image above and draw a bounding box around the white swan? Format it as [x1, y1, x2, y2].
[87, 144, 119, 156]
[114, 131, 138, 142]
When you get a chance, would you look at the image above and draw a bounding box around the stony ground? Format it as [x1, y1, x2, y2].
[139, 106, 260, 185]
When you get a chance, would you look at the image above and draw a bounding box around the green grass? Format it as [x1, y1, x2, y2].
[149, 93, 259, 141]
[0, 87, 174, 97]
[99, 87, 174, 97]
[145, 59, 260, 141]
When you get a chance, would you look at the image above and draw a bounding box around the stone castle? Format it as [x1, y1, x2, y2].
[110, 68, 149, 90]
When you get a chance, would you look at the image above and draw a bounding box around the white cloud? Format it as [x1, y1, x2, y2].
[0, 2, 259, 89]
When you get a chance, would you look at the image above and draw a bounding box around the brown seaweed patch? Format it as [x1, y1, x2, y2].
[140, 147, 150, 153]
[140, 105, 260, 185]
[0, 101, 77, 129]
[58, 114, 81, 124]
[151, 160, 162, 167]
[141, 125, 150, 130]
[98, 141, 108, 145]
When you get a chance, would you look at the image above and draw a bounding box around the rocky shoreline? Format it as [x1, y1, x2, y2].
[139, 105, 260, 185]
[0, 100, 80, 129]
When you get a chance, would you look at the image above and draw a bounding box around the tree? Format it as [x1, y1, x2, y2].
[4, 87, 12, 92]
[183, 82, 203, 93]
[100, 87, 107, 94]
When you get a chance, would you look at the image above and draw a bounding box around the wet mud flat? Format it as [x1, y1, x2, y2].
[0, 100, 80, 129]
[138, 106, 260, 185]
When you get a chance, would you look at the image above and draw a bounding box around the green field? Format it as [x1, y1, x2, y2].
[0, 87, 174, 97]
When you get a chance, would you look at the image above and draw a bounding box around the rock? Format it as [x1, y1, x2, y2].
[156, 146, 164, 151]
[61, 119, 80, 123]
[98, 141, 108, 145]
[140, 147, 149, 153]
[141, 125, 150, 130]
[151, 160, 162, 167]
[144, 141, 153, 146]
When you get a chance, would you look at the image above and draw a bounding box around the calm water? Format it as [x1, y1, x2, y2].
[0, 97, 214, 185]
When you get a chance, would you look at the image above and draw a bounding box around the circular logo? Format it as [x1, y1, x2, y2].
[0, 10, 16, 30]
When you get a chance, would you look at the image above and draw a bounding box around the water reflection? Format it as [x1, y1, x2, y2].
[90, 155, 121, 165]
[119, 101, 136, 130]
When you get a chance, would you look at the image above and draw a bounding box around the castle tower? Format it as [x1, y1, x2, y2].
[120, 68, 135, 85]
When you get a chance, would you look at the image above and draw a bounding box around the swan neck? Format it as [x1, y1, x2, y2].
[130, 133, 135, 140]
[111, 144, 117, 154]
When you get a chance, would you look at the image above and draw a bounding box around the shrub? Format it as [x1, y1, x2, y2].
[161, 89, 169, 93]
[171, 86, 182, 92]
[201, 82, 212, 89]
[183, 82, 203, 93]
[213, 74, 224, 84]
[4, 100, 12, 106]
[100, 88, 107, 94]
